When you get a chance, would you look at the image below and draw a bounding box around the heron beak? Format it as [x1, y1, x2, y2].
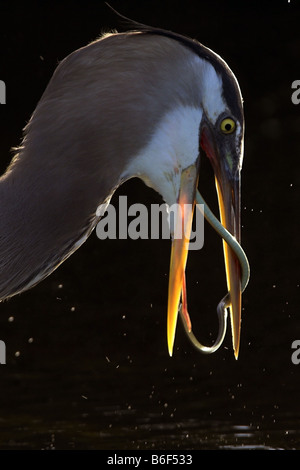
[215, 174, 241, 359]
[167, 164, 198, 356]
[200, 125, 242, 359]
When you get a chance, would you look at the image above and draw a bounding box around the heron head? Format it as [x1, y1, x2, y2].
[166, 45, 245, 359]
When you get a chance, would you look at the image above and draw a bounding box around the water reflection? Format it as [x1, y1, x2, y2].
[1, 404, 298, 450]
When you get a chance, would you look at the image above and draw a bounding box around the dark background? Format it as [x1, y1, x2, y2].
[0, 0, 299, 450]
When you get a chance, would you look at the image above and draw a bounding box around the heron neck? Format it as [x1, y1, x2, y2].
[0, 165, 96, 301]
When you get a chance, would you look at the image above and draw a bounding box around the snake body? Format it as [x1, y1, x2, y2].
[178, 190, 250, 354]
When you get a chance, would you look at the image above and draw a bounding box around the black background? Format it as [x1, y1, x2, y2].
[0, 0, 299, 450]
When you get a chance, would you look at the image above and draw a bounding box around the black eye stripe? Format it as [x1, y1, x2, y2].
[134, 26, 244, 125]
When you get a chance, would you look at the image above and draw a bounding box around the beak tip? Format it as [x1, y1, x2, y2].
[167, 326, 176, 358]
[233, 325, 241, 359]
[168, 333, 174, 357]
[232, 319, 241, 360]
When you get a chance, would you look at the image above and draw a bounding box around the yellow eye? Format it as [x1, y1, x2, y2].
[220, 118, 236, 134]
